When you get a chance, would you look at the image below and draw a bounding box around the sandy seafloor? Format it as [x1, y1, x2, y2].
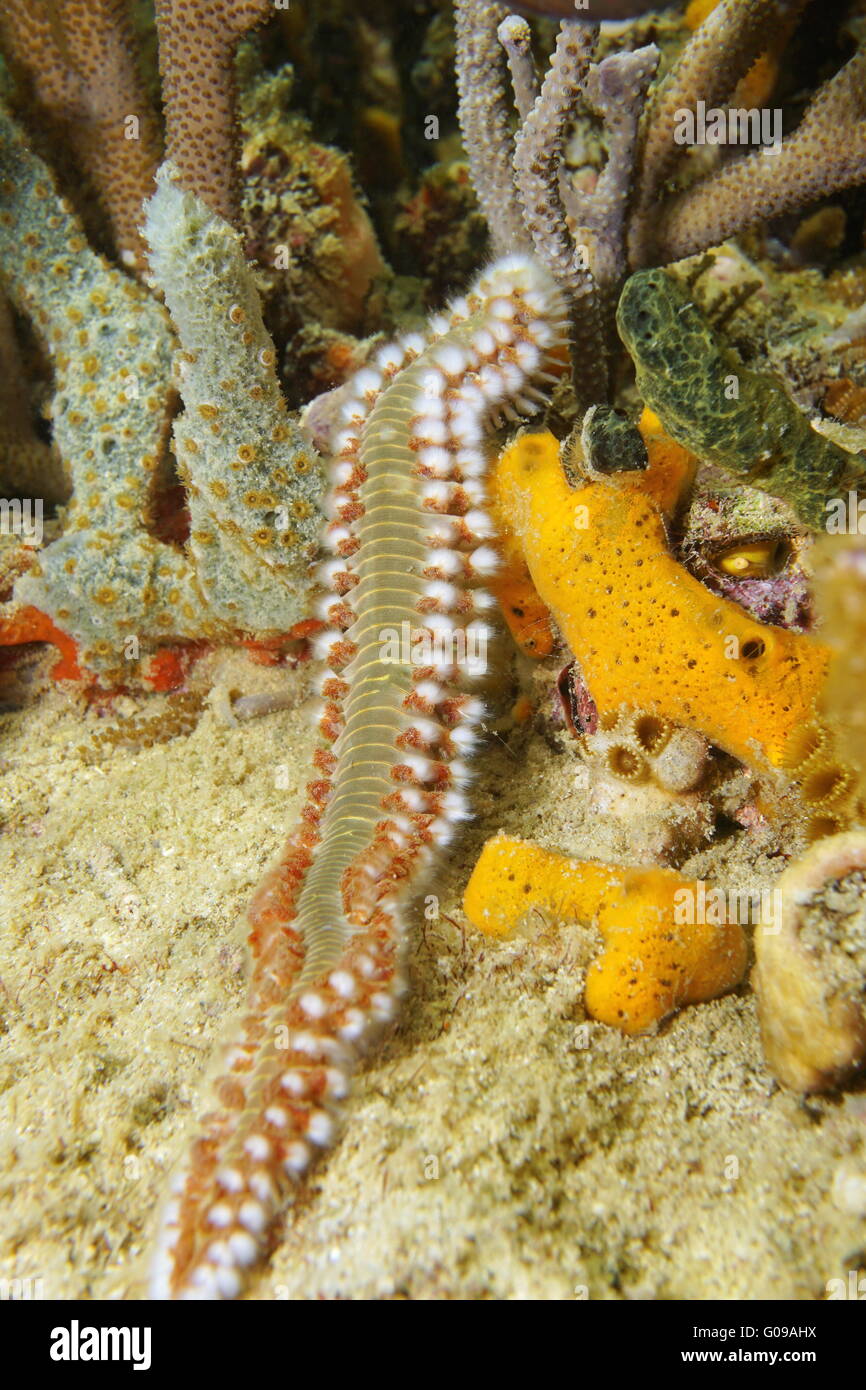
[1, 643, 866, 1303]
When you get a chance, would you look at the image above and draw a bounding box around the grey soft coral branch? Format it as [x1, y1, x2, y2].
[454, 0, 658, 403]
[455, 0, 866, 408]
[455, 0, 532, 257]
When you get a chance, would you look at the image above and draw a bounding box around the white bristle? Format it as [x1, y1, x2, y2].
[514, 340, 541, 372]
[419, 446, 453, 476]
[340, 397, 366, 424]
[423, 580, 458, 608]
[306, 1111, 335, 1147]
[318, 559, 353, 589]
[450, 725, 478, 753]
[229, 1233, 259, 1267]
[399, 786, 426, 812]
[401, 331, 426, 356]
[405, 715, 441, 745]
[325, 1067, 349, 1099]
[467, 544, 499, 576]
[468, 590, 496, 612]
[461, 696, 486, 723]
[421, 480, 451, 508]
[419, 367, 446, 399]
[434, 343, 470, 376]
[449, 410, 482, 445]
[448, 760, 474, 790]
[402, 752, 433, 781]
[458, 479, 486, 507]
[332, 460, 354, 484]
[477, 365, 505, 400]
[426, 548, 462, 576]
[376, 344, 405, 373]
[454, 447, 485, 477]
[463, 508, 495, 539]
[415, 390, 447, 420]
[325, 525, 351, 552]
[441, 788, 472, 820]
[424, 519, 459, 546]
[413, 679, 443, 705]
[314, 667, 340, 695]
[415, 417, 448, 444]
[427, 819, 455, 847]
[354, 367, 382, 397]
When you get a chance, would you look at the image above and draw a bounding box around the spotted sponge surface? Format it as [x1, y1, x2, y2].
[463, 834, 748, 1033]
[0, 117, 326, 683]
[144, 162, 326, 634]
[490, 425, 829, 769]
[0, 107, 210, 680]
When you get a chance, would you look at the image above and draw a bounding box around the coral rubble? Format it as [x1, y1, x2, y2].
[753, 833, 866, 1092]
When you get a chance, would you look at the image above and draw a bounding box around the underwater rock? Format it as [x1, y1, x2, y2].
[753, 834, 866, 1093]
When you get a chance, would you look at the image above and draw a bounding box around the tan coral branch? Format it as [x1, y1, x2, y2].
[651, 42, 866, 264]
[0, 0, 162, 271]
[154, 0, 272, 225]
[628, 0, 810, 267]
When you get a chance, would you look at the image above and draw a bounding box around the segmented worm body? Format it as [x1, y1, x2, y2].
[150, 255, 566, 1298]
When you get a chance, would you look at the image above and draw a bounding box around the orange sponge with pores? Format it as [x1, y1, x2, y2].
[463, 835, 748, 1034]
[489, 423, 829, 769]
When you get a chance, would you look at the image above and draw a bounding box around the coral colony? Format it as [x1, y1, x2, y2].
[1, 0, 866, 1300]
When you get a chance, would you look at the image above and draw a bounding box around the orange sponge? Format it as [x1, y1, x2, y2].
[463, 834, 748, 1034]
[489, 422, 829, 770]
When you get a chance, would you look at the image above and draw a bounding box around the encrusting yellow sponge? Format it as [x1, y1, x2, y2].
[463, 835, 748, 1034]
[488, 421, 829, 770]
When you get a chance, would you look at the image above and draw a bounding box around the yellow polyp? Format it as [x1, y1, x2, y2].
[463, 835, 748, 1034]
[489, 420, 829, 769]
[716, 541, 785, 578]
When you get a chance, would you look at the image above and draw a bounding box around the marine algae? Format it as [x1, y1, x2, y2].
[617, 268, 866, 530]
